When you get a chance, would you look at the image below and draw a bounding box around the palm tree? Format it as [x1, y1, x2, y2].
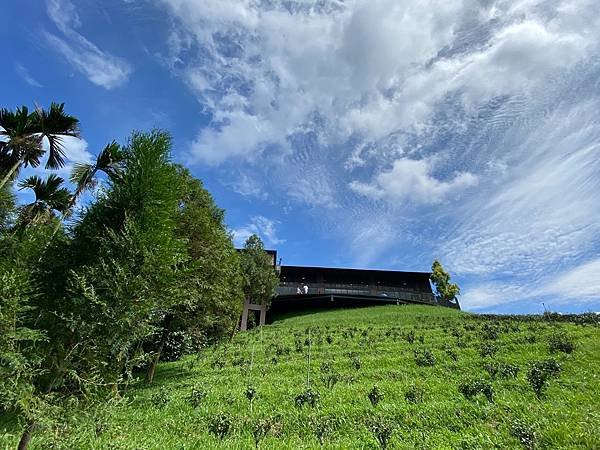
[69, 141, 123, 201]
[0, 103, 79, 190]
[17, 174, 71, 228]
[48, 141, 123, 238]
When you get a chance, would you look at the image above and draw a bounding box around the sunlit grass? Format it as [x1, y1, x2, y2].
[1, 305, 598, 449]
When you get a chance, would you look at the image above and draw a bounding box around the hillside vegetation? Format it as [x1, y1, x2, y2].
[1, 304, 598, 449]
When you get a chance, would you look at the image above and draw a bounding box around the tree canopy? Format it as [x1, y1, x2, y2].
[430, 259, 461, 307]
[0, 111, 273, 449]
[239, 234, 279, 307]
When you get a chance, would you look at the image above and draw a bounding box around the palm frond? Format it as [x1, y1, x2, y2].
[70, 162, 95, 189]
[18, 175, 44, 192]
[18, 174, 66, 201]
[96, 141, 124, 175]
[33, 102, 80, 170]
[48, 187, 72, 214]
[0, 106, 35, 137]
[45, 135, 67, 169]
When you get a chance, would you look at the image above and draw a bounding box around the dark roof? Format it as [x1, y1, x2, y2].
[280, 265, 432, 278]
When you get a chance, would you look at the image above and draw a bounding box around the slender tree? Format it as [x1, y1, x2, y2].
[430, 260, 461, 308]
[238, 234, 279, 327]
[0, 103, 79, 190]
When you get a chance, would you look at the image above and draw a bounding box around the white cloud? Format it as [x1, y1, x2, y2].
[459, 282, 531, 311]
[350, 157, 478, 204]
[156, 0, 600, 310]
[159, 0, 598, 164]
[14, 63, 43, 88]
[45, 0, 132, 89]
[225, 173, 268, 199]
[543, 259, 600, 301]
[232, 216, 284, 248]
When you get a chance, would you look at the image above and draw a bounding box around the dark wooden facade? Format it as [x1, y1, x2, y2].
[270, 265, 459, 316]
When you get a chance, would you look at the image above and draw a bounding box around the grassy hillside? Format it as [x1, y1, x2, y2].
[2, 305, 599, 449]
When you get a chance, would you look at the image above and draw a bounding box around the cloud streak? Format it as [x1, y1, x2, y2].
[14, 63, 43, 88]
[45, 0, 132, 89]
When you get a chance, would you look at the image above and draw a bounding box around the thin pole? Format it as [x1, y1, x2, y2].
[307, 328, 311, 389]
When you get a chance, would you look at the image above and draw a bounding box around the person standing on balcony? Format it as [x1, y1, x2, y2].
[303, 284, 309, 294]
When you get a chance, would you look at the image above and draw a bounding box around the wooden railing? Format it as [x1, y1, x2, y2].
[276, 282, 434, 303]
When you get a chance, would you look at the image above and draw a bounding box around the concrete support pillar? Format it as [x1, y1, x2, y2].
[240, 300, 267, 331]
[240, 300, 250, 331]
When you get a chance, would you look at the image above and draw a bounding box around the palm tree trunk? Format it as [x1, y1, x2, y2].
[0, 155, 24, 190]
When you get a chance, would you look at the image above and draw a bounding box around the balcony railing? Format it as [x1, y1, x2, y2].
[276, 282, 434, 303]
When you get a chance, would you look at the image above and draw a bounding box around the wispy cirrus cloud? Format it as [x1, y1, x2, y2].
[156, 0, 600, 311]
[44, 0, 132, 89]
[14, 63, 43, 88]
[232, 216, 285, 248]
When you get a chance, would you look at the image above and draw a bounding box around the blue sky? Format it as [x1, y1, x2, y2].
[2, 0, 600, 314]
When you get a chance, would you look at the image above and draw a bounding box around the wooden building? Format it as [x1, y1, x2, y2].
[240, 250, 459, 329]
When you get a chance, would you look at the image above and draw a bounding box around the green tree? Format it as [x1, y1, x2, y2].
[240, 234, 278, 307]
[430, 260, 460, 308]
[0, 184, 16, 231]
[145, 167, 244, 382]
[0, 103, 79, 190]
[0, 220, 62, 450]
[67, 130, 190, 391]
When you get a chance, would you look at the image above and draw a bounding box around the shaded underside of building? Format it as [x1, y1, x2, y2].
[269, 264, 459, 318]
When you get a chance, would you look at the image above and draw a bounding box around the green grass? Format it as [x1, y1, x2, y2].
[2, 305, 599, 449]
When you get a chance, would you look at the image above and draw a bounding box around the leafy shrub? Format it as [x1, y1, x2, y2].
[186, 386, 207, 408]
[510, 418, 537, 450]
[252, 416, 282, 448]
[321, 372, 340, 390]
[480, 322, 500, 340]
[208, 413, 233, 439]
[405, 384, 425, 404]
[444, 345, 458, 361]
[414, 348, 436, 366]
[368, 385, 384, 407]
[151, 387, 170, 407]
[500, 363, 520, 379]
[548, 332, 575, 354]
[245, 385, 258, 412]
[145, 328, 206, 362]
[295, 389, 320, 408]
[458, 379, 494, 402]
[486, 362, 519, 379]
[479, 343, 498, 358]
[527, 359, 561, 398]
[313, 415, 341, 446]
[366, 415, 395, 449]
[270, 343, 291, 357]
